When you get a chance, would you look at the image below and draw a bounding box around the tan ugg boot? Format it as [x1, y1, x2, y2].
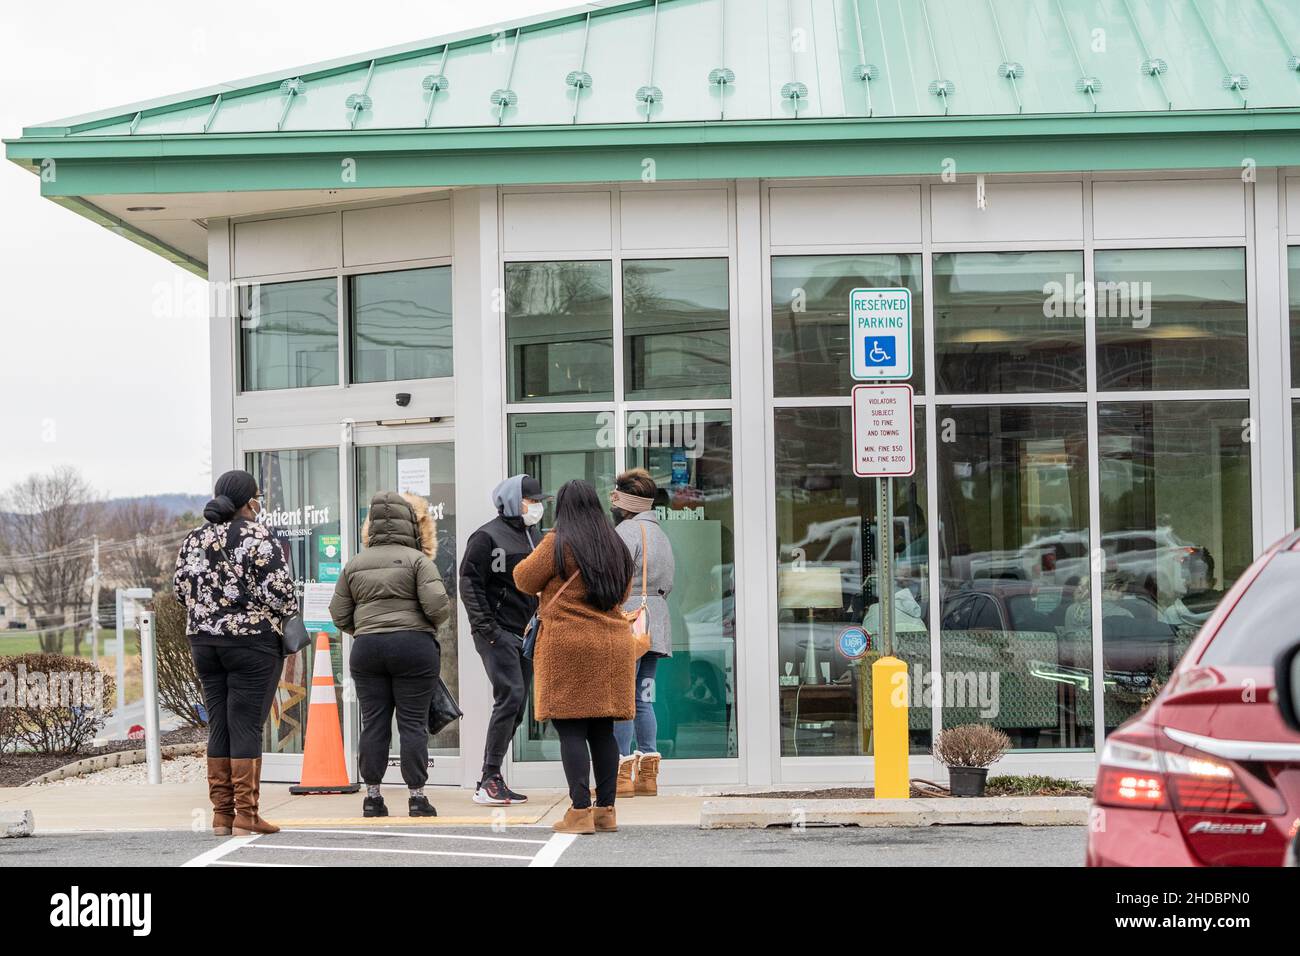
[617, 753, 638, 798]
[552, 806, 596, 834]
[207, 757, 235, 835]
[634, 752, 661, 796]
[231, 758, 280, 835]
[593, 806, 618, 832]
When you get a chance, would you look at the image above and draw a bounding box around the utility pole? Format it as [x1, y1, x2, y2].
[89, 535, 101, 664]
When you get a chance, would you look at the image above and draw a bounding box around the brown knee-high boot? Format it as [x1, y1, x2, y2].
[231, 757, 280, 835]
[207, 757, 235, 835]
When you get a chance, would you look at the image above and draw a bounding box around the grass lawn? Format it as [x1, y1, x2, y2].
[0, 628, 145, 705]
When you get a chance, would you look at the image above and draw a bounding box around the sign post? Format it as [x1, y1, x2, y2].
[851, 288, 914, 799]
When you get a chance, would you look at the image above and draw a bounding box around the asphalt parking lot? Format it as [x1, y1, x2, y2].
[2, 824, 1087, 867]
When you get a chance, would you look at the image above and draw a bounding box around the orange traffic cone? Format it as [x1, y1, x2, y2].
[289, 633, 359, 794]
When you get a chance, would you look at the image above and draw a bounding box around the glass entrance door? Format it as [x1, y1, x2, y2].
[353, 436, 459, 783]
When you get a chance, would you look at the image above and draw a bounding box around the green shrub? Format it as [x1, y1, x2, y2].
[152, 592, 207, 729]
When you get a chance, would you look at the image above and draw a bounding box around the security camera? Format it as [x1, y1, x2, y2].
[395, 393, 412, 407]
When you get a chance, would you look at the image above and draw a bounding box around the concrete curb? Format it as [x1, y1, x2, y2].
[699, 796, 1091, 829]
[22, 742, 208, 787]
[0, 809, 34, 838]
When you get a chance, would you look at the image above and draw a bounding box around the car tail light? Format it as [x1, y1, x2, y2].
[1096, 738, 1259, 814]
[1096, 739, 1169, 810]
[1163, 752, 1260, 814]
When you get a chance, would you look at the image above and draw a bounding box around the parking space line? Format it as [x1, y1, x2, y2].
[528, 833, 576, 867]
[181, 835, 260, 868]
[249, 843, 533, 862]
[286, 828, 549, 845]
[210, 860, 316, 867]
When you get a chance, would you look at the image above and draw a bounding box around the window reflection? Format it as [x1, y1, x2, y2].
[240, 278, 338, 391]
[771, 254, 924, 397]
[1094, 248, 1246, 391]
[933, 251, 1085, 393]
[936, 404, 1094, 750]
[774, 407, 930, 755]
[623, 259, 730, 401]
[505, 261, 613, 402]
[351, 267, 452, 384]
[1098, 400, 1252, 731]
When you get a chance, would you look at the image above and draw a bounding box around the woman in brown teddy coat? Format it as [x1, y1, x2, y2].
[513, 479, 636, 834]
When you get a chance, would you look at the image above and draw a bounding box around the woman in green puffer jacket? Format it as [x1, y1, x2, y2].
[330, 491, 451, 818]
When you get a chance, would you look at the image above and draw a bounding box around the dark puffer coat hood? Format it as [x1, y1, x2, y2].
[329, 492, 451, 638]
[362, 492, 420, 550]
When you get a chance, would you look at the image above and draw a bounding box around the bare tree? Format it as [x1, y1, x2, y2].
[0, 467, 101, 654]
[101, 499, 185, 593]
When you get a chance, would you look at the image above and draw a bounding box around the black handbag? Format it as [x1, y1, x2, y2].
[428, 676, 463, 736]
[280, 615, 312, 656]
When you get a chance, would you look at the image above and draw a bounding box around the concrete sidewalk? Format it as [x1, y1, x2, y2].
[0, 782, 708, 832]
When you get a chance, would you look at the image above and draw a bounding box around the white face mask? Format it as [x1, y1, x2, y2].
[522, 501, 545, 526]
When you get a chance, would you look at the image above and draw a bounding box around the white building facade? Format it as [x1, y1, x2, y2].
[10, 0, 1300, 789]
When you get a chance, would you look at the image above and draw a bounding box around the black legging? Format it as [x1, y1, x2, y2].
[192, 644, 282, 759]
[552, 717, 620, 809]
[350, 630, 440, 789]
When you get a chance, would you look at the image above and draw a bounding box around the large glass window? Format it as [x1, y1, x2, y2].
[246, 447, 341, 755]
[623, 259, 730, 401]
[240, 278, 338, 391]
[935, 405, 1093, 750]
[505, 261, 614, 403]
[350, 267, 452, 383]
[1094, 248, 1247, 391]
[625, 410, 736, 758]
[355, 443, 458, 756]
[1290, 248, 1300, 387]
[771, 254, 924, 396]
[508, 412, 616, 761]
[1098, 401, 1252, 732]
[933, 251, 1085, 394]
[774, 407, 931, 755]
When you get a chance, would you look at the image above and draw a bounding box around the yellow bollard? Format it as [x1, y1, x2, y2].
[871, 656, 909, 799]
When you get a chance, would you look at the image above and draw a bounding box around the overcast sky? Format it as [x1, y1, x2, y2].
[0, 0, 572, 500]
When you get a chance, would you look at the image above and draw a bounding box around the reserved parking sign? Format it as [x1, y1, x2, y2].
[850, 287, 912, 381]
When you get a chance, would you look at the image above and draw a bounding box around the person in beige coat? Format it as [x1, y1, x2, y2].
[513, 479, 635, 834]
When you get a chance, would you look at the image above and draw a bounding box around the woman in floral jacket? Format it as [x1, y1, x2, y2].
[174, 469, 297, 836]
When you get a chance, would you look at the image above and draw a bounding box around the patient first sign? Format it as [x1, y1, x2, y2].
[850, 287, 912, 381]
[852, 384, 915, 477]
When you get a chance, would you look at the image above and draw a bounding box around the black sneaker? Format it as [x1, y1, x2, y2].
[362, 795, 389, 818]
[408, 794, 438, 817]
[502, 781, 529, 803]
[474, 773, 526, 805]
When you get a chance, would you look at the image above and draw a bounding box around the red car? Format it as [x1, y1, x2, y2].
[1087, 531, 1300, 866]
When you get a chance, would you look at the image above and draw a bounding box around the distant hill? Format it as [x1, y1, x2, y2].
[104, 493, 207, 519]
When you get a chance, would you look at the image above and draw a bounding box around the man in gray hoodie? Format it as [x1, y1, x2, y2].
[458, 474, 549, 805]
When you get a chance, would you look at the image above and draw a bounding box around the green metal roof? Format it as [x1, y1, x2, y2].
[8, 0, 1300, 275]
[21, 0, 1300, 137]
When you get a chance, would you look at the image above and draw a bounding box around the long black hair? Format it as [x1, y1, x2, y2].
[552, 479, 633, 612]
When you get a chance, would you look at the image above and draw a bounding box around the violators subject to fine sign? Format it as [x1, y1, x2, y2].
[851, 383, 915, 477]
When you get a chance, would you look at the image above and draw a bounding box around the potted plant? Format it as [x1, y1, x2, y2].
[932, 724, 1010, 797]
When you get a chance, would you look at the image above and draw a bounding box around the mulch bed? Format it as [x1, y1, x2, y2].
[0, 725, 208, 788]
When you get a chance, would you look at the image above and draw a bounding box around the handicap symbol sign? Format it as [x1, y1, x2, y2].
[865, 336, 896, 368]
[850, 287, 911, 381]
